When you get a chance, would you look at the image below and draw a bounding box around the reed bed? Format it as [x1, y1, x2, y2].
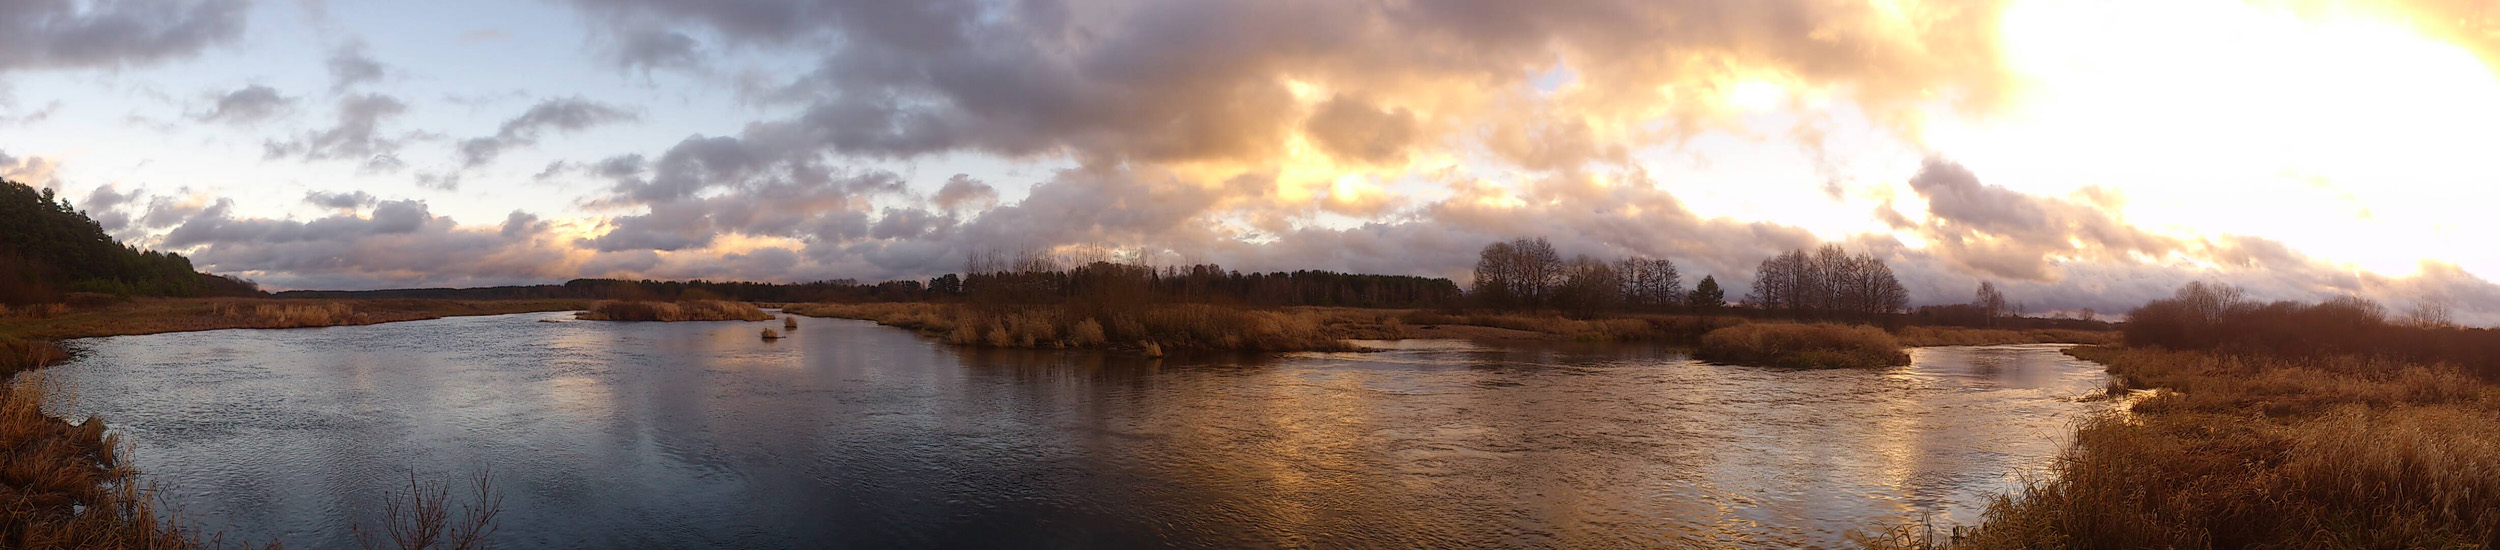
[575, 300, 773, 322]
[209, 301, 369, 329]
[1870, 346, 2500, 549]
[0, 338, 69, 378]
[785, 302, 1353, 352]
[1694, 322, 1909, 369]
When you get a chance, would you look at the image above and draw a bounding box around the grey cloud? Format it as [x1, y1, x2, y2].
[931, 174, 995, 211]
[1900, 158, 2183, 281]
[303, 189, 375, 210]
[156, 197, 579, 291]
[326, 42, 386, 91]
[415, 170, 460, 191]
[83, 184, 137, 231]
[1305, 95, 1419, 164]
[459, 97, 637, 167]
[531, 160, 571, 181]
[502, 211, 548, 237]
[0, 101, 62, 125]
[0, 0, 246, 73]
[611, 26, 704, 73]
[265, 94, 411, 172]
[195, 85, 293, 125]
[584, 169, 908, 252]
[561, 0, 2017, 167]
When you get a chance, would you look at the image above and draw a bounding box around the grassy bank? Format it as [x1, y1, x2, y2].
[1, 374, 203, 549]
[1871, 346, 2500, 549]
[0, 298, 589, 380]
[1695, 322, 1910, 369]
[574, 300, 772, 322]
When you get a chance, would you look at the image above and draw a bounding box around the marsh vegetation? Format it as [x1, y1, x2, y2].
[574, 300, 772, 322]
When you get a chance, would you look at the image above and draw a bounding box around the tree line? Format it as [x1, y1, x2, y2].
[1744, 244, 1909, 322]
[0, 178, 261, 304]
[2126, 281, 2500, 379]
[1469, 237, 1725, 315]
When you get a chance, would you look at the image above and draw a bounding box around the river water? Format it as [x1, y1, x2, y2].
[38, 311, 2107, 548]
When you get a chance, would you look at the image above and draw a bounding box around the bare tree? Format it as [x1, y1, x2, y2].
[1974, 281, 2008, 326]
[2406, 293, 2457, 328]
[1471, 237, 1563, 310]
[1750, 245, 1905, 322]
[1556, 255, 1622, 316]
[1615, 257, 1682, 311]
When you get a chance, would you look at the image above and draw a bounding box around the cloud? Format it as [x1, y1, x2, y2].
[931, 174, 995, 211]
[264, 94, 411, 172]
[325, 42, 386, 91]
[415, 170, 460, 191]
[194, 85, 293, 125]
[609, 26, 704, 74]
[0, 101, 62, 125]
[0, 0, 247, 73]
[561, 0, 2017, 166]
[154, 198, 583, 290]
[457, 97, 636, 167]
[303, 189, 375, 210]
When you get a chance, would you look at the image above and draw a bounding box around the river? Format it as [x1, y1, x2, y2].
[37, 311, 2107, 548]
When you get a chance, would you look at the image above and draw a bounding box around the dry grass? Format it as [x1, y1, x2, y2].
[1694, 322, 1909, 369]
[1, 338, 69, 378]
[1876, 346, 2500, 549]
[0, 298, 588, 344]
[574, 300, 773, 322]
[211, 301, 370, 329]
[0, 374, 201, 549]
[786, 302, 1355, 352]
[1892, 326, 2119, 347]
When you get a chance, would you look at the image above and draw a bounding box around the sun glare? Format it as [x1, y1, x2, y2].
[1924, 0, 2500, 279]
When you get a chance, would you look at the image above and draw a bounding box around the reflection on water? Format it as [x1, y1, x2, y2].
[40, 312, 2106, 548]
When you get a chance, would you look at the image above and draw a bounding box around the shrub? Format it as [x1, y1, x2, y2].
[1696, 322, 1908, 369]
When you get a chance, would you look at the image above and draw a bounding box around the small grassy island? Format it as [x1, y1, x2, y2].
[1695, 322, 1911, 369]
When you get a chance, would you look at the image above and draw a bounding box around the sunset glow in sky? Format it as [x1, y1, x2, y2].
[3, 0, 2497, 321]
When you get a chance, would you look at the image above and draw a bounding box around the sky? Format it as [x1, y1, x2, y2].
[4, 0, 2499, 323]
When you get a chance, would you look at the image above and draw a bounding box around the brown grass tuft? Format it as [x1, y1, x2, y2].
[0, 374, 204, 549]
[1888, 346, 2500, 549]
[1695, 322, 1909, 369]
[575, 300, 773, 322]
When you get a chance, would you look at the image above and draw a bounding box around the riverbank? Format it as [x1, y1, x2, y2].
[1869, 345, 2500, 548]
[787, 302, 2113, 357]
[0, 298, 588, 378]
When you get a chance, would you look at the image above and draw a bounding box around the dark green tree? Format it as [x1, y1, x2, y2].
[1686, 275, 1725, 311]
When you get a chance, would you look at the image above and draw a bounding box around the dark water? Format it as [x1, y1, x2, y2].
[38, 312, 2107, 548]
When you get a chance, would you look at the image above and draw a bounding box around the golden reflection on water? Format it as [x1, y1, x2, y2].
[42, 316, 2110, 549]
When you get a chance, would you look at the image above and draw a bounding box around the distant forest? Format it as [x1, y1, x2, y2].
[281, 264, 1465, 309]
[8, 176, 2104, 329]
[0, 179, 261, 304]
